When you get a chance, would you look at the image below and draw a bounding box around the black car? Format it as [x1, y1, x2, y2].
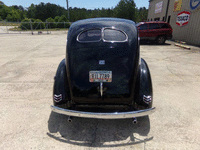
[51, 18, 155, 122]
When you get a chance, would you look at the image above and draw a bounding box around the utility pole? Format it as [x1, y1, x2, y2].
[66, 0, 70, 21]
[165, 0, 170, 22]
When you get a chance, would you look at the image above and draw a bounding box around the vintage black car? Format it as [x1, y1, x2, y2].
[51, 18, 155, 122]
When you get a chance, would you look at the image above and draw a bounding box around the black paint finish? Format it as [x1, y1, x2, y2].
[134, 58, 153, 108]
[53, 18, 153, 109]
[67, 18, 139, 104]
[53, 59, 70, 107]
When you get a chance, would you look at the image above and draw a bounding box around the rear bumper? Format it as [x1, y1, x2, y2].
[51, 105, 156, 119]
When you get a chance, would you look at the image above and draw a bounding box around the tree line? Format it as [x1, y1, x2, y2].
[0, 0, 148, 24]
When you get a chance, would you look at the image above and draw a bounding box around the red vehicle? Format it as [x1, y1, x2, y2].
[137, 21, 173, 44]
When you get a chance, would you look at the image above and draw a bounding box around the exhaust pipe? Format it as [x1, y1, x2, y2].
[132, 117, 137, 124]
[68, 116, 72, 123]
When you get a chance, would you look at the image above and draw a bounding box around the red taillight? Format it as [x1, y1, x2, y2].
[169, 28, 173, 33]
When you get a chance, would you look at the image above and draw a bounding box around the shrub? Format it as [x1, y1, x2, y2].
[54, 16, 60, 22]
[46, 17, 56, 28]
[6, 14, 13, 22]
[33, 19, 45, 29]
[20, 18, 32, 30]
[57, 15, 70, 28]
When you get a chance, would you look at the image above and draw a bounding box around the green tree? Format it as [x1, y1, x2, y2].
[54, 16, 60, 22]
[0, 1, 5, 5]
[6, 14, 12, 21]
[0, 1, 148, 25]
[137, 7, 148, 22]
[0, 5, 11, 20]
[27, 4, 35, 19]
[11, 9, 21, 21]
[115, 0, 137, 21]
[57, 15, 70, 28]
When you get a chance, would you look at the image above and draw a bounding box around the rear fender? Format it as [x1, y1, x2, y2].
[134, 58, 153, 108]
[53, 59, 70, 107]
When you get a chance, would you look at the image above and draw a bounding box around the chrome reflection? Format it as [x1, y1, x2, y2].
[100, 82, 103, 97]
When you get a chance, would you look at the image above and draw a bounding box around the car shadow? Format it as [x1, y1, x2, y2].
[47, 111, 153, 147]
[140, 41, 171, 46]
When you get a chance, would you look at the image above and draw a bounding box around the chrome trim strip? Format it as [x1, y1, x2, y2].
[100, 82, 103, 97]
[51, 105, 156, 119]
[76, 27, 129, 43]
[77, 28, 102, 43]
[102, 27, 129, 43]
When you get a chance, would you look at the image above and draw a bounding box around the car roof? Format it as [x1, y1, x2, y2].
[71, 18, 136, 28]
[67, 18, 138, 49]
[68, 18, 137, 42]
[137, 21, 167, 25]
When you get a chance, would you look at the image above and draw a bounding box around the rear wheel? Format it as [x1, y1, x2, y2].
[156, 36, 166, 44]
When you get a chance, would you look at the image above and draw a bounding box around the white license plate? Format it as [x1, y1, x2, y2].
[89, 71, 112, 82]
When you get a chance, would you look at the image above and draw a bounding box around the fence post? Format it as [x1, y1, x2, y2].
[30, 19, 33, 35]
[6, 26, 8, 34]
[46, 20, 49, 34]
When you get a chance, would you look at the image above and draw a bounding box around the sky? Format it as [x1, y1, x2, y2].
[2, 0, 149, 9]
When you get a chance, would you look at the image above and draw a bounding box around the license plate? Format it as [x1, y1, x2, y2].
[89, 71, 112, 82]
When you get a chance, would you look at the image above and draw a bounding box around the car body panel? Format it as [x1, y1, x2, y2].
[52, 18, 155, 119]
[66, 18, 139, 104]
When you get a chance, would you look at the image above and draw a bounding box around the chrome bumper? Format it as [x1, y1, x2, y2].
[51, 105, 156, 119]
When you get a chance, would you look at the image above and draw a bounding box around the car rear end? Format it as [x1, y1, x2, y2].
[51, 18, 155, 120]
[159, 22, 173, 40]
[66, 21, 139, 108]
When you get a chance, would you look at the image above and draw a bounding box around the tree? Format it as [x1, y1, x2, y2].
[115, 0, 137, 21]
[11, 9, 21, 21]
[27, 4, 35, 19]
[18, 5, 24, 11]
[54, 16, 60, 22]
[57, 15, 70, 28]
[0, 1, 4, 5]
[0, 1, 148, 24]
[138, 7, 148, 22]
[6, 14, 12, 21]
[1, 4, 11, 20]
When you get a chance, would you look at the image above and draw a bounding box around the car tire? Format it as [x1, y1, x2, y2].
[156, 36, 166, 45]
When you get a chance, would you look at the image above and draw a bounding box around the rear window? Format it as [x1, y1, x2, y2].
[78, 29, 101, 42]
[103, 29, 127, 42]
[159, 23, 170, 29]
[139, 24, 148, 30]
[149, 23, 160, 29]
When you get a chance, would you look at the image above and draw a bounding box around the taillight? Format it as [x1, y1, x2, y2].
[169, 28, 173, 33]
